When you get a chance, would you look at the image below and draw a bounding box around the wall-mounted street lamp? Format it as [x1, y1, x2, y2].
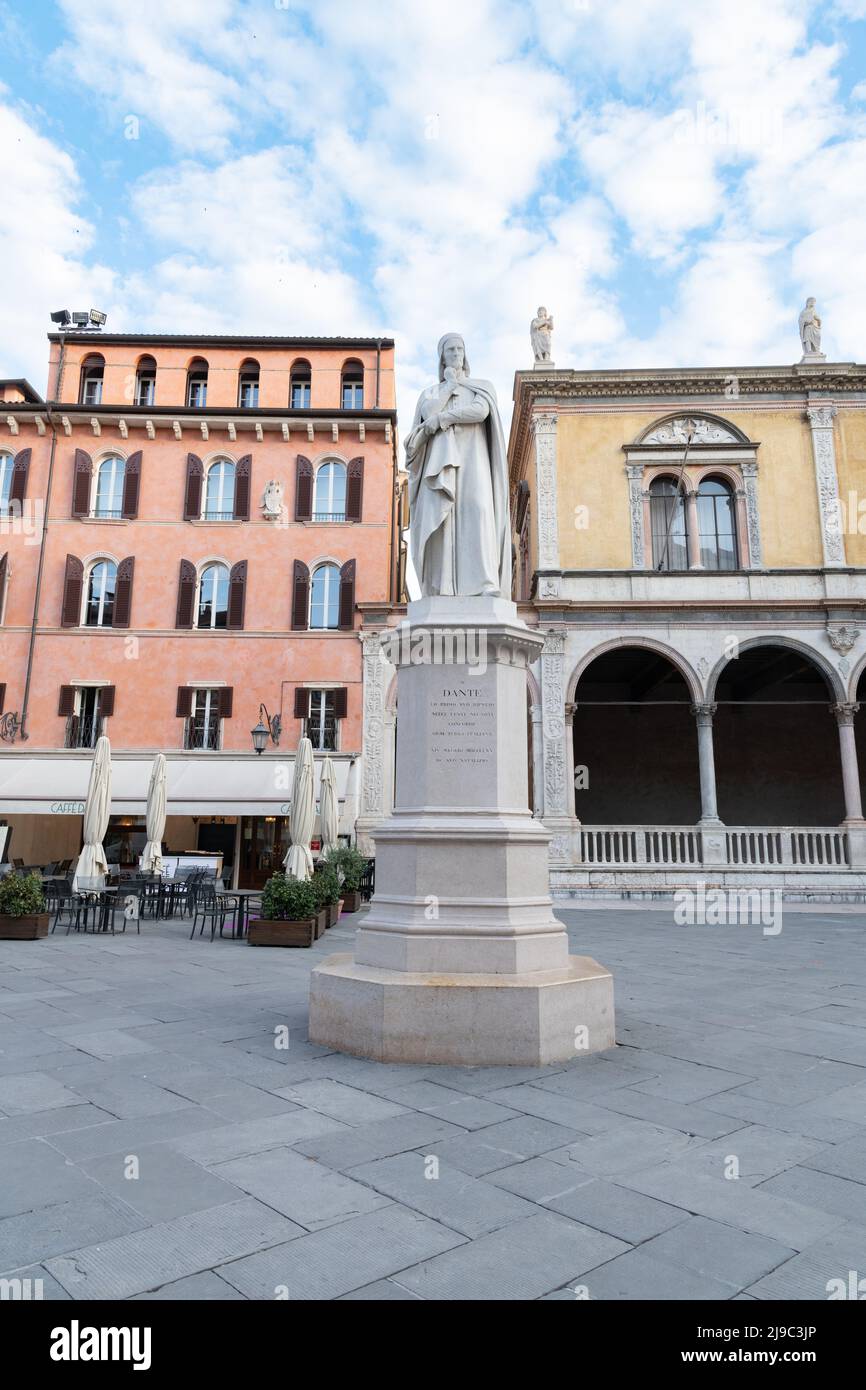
[251, 703, 281, 755]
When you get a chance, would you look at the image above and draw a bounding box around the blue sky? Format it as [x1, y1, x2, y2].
[1, 0, 865, 431]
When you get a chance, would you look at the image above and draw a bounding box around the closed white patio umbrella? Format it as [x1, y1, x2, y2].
[283, 737, 315, 880]
[319, 756, 339, 854]
[141, 753, 167, 874]
[72, 735, 112, 892]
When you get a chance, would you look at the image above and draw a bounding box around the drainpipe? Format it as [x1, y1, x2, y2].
[20, 333, 67, 740]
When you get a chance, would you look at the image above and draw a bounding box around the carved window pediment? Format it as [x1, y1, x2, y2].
[638, 414, 749, 447]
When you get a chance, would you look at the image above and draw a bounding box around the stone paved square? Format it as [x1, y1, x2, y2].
[1, 903, 865, 1300]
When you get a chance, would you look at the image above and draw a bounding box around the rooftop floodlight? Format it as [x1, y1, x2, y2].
[89, 309, 107, 326]
[71, 311, 89, 327]
[50, 309, 72, 326]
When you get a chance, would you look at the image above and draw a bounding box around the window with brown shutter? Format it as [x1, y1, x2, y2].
[338, 558, 355, 630]
[218, 687, 233, 718]
[100, 685, 115, 718]
[183, 454, 204, 520]
[333, 687, 348, 720]
[291, 559, 310, 630]
[176, 686, 193, 718]
[346, 457, 364, 522]
[294, 687, 308, 719]
[227, 560, 247, 629]
[72, 449, 92, 518]
[121, 451, 141, 519]
[0, 552, 7, 618]
[175, 559, 196, 628]
[61, 554, 84, 626]
[233, 455, 251, 520]
[113, 556, 134, 628]
[58, 685, 75, 717]
[10, 448, 31, 507]
[295, 455, 313, 521]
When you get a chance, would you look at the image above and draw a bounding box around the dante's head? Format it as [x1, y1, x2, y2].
[438, 333, 468, 380]
[537, 306, 547, 317]
[806, 296, 816, 307]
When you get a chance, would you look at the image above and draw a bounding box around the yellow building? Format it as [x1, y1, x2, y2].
[508, 358, 866, 896]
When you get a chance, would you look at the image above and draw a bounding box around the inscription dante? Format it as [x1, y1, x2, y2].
[430, 688, 495, 767]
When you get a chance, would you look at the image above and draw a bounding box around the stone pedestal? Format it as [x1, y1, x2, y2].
[309, 596, 614, 1065]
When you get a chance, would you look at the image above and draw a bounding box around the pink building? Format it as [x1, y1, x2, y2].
[0, 331, 405, 885]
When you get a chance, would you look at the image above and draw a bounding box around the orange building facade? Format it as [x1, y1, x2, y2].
[0, 332, 405, 885]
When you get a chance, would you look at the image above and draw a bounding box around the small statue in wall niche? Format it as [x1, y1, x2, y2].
[531, 307, 554, 366]
[261, 478, 284, 518]
[799, 297, 825, 360]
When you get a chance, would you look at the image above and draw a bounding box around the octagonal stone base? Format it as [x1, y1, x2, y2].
[309, 952, 615, 1066]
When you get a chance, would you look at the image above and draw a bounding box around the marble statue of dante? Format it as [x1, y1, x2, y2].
[530, 306, 553, 364]
[799, 297, 822, 355]
[406, 333, 511, 598]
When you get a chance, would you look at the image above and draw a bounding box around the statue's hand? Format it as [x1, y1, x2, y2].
[423, 413, 440, 437]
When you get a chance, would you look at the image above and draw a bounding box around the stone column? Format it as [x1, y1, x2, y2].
[807, 404, 846, 568]
[832, 703, 864, 824]
[685, 491, 702, 569]
[692, 702, 727, 867]
[530, 703, 544, 817]
[532, 413, 560, 572]
[564, 701, 579, 824]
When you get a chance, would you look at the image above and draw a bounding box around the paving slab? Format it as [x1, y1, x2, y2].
[758, 1165, 866, 1223]
[0, 1072, 82, 1115]
[347, 1152, 539, 1237]
[578, 1248, 735, 1301]
[273, 1079, 409, 1126]
[542, 1177, 691, 1244]
[639, 1215, 795, 1290]
[746, 1223, 866, 1299]
[293, 1113, 468, 1172]
[78, 1147, 243, 1223]
[214, 1147, 393, 1230]
[0, 1193, 145, 1273]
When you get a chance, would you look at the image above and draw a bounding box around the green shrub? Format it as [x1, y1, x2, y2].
[260, 874, 318, 922]
[323, 845, 367, 892]
[312, 864, 340, 907]
[0, 872, 45, 917]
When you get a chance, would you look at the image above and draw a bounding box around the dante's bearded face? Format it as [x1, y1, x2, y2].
[442, 339, 465, 372]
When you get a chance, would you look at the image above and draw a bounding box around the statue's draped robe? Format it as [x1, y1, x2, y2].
[799, 308, 821, 354]
[406, 374, 511, 597]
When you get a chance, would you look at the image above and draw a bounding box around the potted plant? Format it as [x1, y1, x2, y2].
[248, 875, 319, 947]
[313, 864, 341, 929]
[0, 872, 49, 940]
[323, 845, 367, 914]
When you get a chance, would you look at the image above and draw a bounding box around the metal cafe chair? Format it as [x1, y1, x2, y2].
[190, 881, 239, 941]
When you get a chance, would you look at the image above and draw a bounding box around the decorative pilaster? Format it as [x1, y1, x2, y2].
[739, 462, 764, 568]
[540, 629, 568, 818]
[530, 703, 544, 817]
[626, 463, 645, 568]
[355, 629, 388, 854]
[532, 413, 560, 572]
[807, 404, 845, 568]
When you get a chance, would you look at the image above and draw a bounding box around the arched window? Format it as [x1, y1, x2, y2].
[649, 477, 689, 572]
[135, 355, 156, 406]
[93, 456, 126, 518]
[197, 562, 229, 629]
[290, 360, 311, 409]
[313, 461, 347, 521]
[187, 358, 208, 408]
[238, 359, 260, 409]
[697, 478, 738, 570]
[84, 559, 117, 627]
[203, 459, 236, 520]
[0, 452, 12, 513]
[79, 354, 105, 406]
[310, 562, 340, 629]
[341, 359, 363, 409]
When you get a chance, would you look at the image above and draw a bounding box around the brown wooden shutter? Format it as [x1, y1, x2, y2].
[295, 455, 313, 520]
[0, 683, 5, 714]
[72, 449, 92, 517]
[61, 554, 84, 626]
[218, 687, 233, 719]
[100, 685, 115, 718]
[0, 552, 7, 612]
[176, 686, 193, 718]
[338, 558, 356, 630]
[58, 685, 75, 717]
[121, 451, 141, 519]
[227, 560, 247, 629]
[291, 559, 310, 630]
[233, 455, 251, 520]
[294, 687, 308, 719]
[183, 453, 203, 520]
[346, 456, 364, 522]
[333, 687, 348, 720]
[113, 556, 134, 628]
[175, 559, 196, 628]
[10, 448, 31, 507]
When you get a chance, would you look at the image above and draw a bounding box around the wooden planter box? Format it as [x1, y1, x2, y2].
[315, 909, 328, 939]
[341, 889, 362, 914]
[247, 917, 316, 948]
[0, 913, 49, 940]
[326, 901, 340, 928]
